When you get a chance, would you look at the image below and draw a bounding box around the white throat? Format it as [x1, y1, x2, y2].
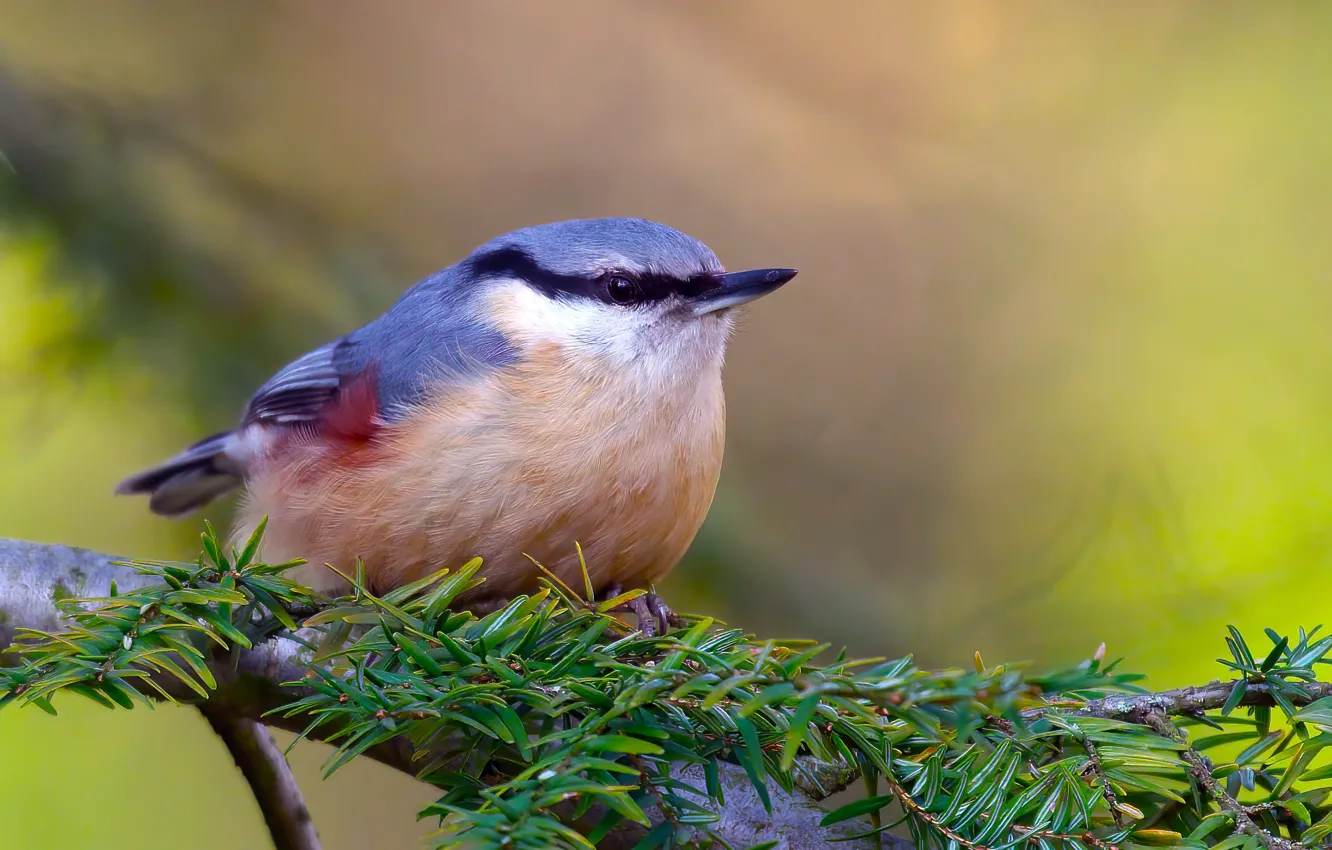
[487, 280, 732, 397]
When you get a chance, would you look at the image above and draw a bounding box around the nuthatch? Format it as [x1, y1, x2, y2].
[117, 218, 796, 633]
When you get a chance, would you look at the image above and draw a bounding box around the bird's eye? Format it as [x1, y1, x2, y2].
[605, 275, 640, 305]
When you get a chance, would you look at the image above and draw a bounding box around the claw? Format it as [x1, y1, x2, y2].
[628, 594, 659, 638]
[599, 583, 676, 638]
[646, 593, 676, 636]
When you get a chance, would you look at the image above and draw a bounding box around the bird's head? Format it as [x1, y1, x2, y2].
[459, 218, 797, 378]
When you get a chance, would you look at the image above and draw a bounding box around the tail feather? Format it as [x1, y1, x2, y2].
[115, 431, 243, 517]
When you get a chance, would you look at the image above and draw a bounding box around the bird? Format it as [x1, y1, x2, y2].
[116, 217, 797, 635]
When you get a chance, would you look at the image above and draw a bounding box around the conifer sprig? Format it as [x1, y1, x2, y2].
[5, 525, 1332, 849]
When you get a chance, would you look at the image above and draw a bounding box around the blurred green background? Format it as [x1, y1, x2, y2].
[3, 2, 1332, 847]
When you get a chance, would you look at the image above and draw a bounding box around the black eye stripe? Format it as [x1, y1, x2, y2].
[469, 247, 720, 307]
[602, 273, 674, 304]
[469, 247, 588, 295]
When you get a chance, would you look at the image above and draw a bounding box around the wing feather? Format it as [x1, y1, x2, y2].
[242, 340, 351, 426]
[237, 271, 520, 430]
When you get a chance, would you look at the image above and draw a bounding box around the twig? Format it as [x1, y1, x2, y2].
[884, 772, 1116, 850]
[1079, 735, 1124, 829]
[201, 706, 321, 850]
[1028, 680, 1332, 722]
[885, 773, 978, 848]
[1140, 712, 1299, 850]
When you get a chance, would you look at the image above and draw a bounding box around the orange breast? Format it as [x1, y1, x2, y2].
[231, 344, 727, 601]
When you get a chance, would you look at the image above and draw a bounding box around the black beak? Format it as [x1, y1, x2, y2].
[690, 268, 799, 315]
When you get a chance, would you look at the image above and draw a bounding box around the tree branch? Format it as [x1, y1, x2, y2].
[201, 706, 321, 850]
[1028, 680, 1332, 722]
[10, 536, 1329, 849]
[0, 537, 905, 849]
[1141, 712, 1299, 850]
[0, 538, 328, 850]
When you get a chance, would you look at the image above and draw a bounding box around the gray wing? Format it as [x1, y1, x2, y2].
[240, 268, 521, 429]
[242, 339, 356, 426]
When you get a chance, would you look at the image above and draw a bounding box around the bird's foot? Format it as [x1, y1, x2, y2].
[600, 583, 678, 638]
[646, 592, 680, 633]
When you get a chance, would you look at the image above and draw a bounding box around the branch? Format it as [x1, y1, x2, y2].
[0, 538, 330, 850]
[1141, 712, 1299, 850]
[201, 706, 321, 850]
[0, 537, 159, 649]
[0, 537, 905, 849]
[1029, 680, 1332, 721]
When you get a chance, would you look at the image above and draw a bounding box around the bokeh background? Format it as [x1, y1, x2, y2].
[3, 2, 1331, 847]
